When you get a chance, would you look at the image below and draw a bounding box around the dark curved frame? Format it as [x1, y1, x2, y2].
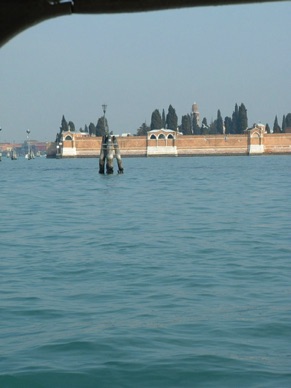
[0, 0, 287, 47]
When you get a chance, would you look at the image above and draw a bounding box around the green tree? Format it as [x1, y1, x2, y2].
[265, 123, 271, 134]
[209, 119, 218, 134]
[60, 115, 68, 132]
[68, 121, 75, 132]
[180, 114, 192, 135]
[281, 115, 286, 133]
[273, 115, 281, 133]
[96, 117, 108, 136]
[238, 103, 248, 133]
[224, 116, 232, 134]
[162, 109, 166, 128]
[201, 117, 209, 134]
[231, 104, 239, 134]
[89, 122, 96, 136]
[285, 113, 291, 128]
[137, 122, 150, 136]
[150, 109, 162, 130]
[166, 105, 178, 131]
[216, 109, 224, 134]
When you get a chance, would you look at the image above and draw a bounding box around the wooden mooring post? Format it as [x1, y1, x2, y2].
[99, 135, 124, 174]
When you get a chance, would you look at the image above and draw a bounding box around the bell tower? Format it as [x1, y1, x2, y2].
[191, 102, 200, 126]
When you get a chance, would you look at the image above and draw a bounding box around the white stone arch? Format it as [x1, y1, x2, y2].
[65, 135, 73, 141]
[251, 130, 262, 145]
[248, 126, 265, 155]
[146, 129, 177, 156]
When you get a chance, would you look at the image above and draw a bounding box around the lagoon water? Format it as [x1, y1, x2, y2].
[0, 155, 290, 387]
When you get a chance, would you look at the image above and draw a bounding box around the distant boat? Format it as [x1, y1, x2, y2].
[25, 149, 35, 160]
[11, 149, 17, 160]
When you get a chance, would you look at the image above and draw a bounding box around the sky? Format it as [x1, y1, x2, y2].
[0, 1, 290, 143]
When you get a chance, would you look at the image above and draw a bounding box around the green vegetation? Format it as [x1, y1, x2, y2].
[138, 104, 291, 136]
[55, 105, 291, 140]
[55, 113, 109, 140]
[273, 116, 281, 133]
[142, 103, 249, 136]
[150, 109, 162, 130]
[166, 105, 178, 131]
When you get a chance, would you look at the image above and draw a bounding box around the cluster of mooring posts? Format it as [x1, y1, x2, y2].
[98, 104, 124, 175]
[99, 135, 124, 174]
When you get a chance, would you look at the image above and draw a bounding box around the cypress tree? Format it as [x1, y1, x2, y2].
[60, 115, 68, 132]
[273, 115, 281, 133]
[216, 109, 224, 134]
[224, 116, 232, 134]
[201, 117, 209, 134]
[89, 122, 96, 136]
[285, 113, 291, 128]
[209, 120, 218, 134]
[166, 105, 178, 131]
[265, 123, 271, 134]
[232, 104, 239, 134]
[96, 117, 108, 136]
[238, 103, 248, 134]
[181, 114, 192, 135]
[150, 109, 162, 130]
[281, 115, 286, 133]
[68, 121, 75, 132]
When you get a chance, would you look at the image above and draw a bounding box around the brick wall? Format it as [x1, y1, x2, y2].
[264, 133, 291, 154]
[117, 136, 147, 156]
[176, 134, 248, 155]
[51, 133, 291, 158]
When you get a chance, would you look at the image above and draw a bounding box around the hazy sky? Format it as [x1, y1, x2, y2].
[0, 1, 290, 142]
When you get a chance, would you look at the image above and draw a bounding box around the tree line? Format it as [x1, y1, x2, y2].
[56, 114, 109, 142]
[136, 103, 248, 136]
[56, 106, 291, 142]
[136, 104, 291, 136]
[271, 113, 291, 133]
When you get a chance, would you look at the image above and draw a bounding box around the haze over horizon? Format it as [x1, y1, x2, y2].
[0, 1, 290, 143]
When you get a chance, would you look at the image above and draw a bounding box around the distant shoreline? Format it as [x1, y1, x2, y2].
[46, 129, 291, 158]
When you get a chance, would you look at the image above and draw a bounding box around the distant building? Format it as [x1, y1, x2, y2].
[191, 102, 200, 126]
[147, 129, 177, 156]
[246, 123, 266, 155]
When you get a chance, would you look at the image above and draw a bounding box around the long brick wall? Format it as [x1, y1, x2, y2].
[117, 137, 147, 156]
[176, 135, 248, 156]
[46, 132, 291, 158]
[264, 133, 291, 154]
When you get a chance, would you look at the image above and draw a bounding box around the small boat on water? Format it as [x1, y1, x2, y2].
[11, 149, 17, 160]
[25, 149, 35, 160]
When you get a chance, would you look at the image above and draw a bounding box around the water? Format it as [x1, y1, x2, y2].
[0, 155, 290, 387]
